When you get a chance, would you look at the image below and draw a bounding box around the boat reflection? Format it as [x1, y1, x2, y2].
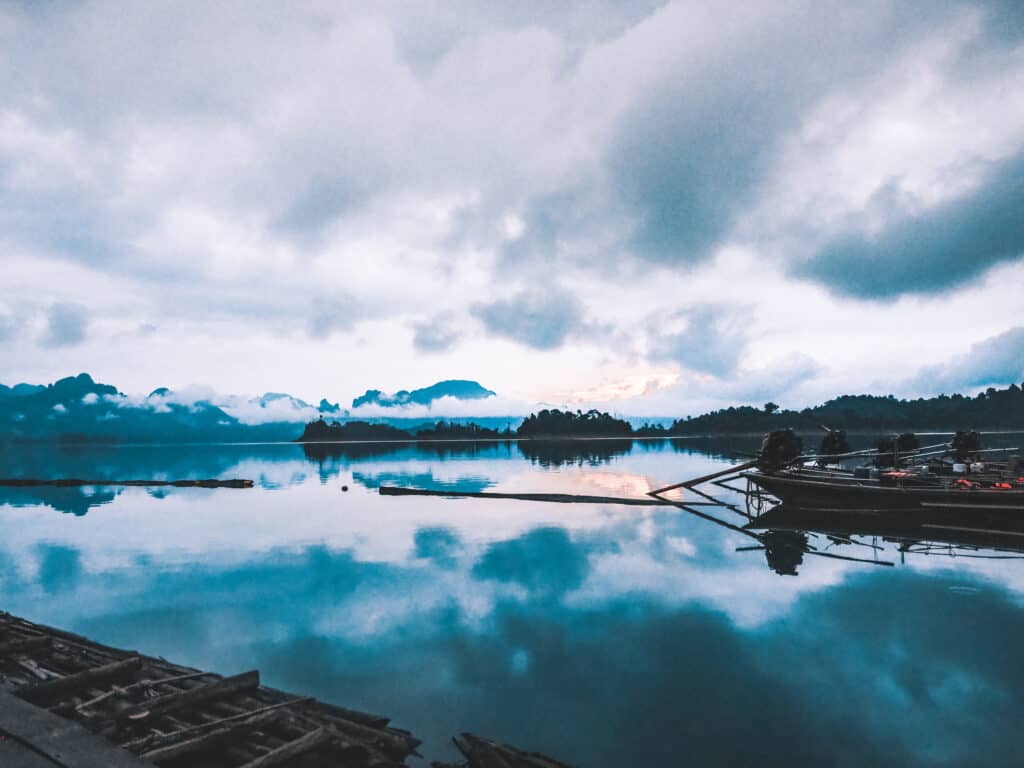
[738, 503, 1024, 575]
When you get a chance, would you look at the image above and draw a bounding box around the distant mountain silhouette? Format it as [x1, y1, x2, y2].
[352, 379, 496, 409]
[0, 373, 323, 443]
[0, 374, 501, 444]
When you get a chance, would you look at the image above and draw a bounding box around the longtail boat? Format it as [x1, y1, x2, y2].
[743, 429, 1024, 514]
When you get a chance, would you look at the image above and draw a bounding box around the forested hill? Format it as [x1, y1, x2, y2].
[671, 384, 1024, 434]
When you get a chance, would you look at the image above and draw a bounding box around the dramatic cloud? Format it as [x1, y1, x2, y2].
[647, 305, 748, 377]
[413, 313, 461, 354]
[472, 286, 587, 350]
[911, 326, 1024, 393]
[40, 303, 88, 348]
[1, 0, 1023, 408]
[796, 150, 1024, 298]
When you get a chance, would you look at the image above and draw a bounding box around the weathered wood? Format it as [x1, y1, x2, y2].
[648, 459, 760, 496]
[115, 670, 259, 721]
[73, 671, 210, 711]
[317, 711, 422, 756]
[139, 708, 282, 762]
[380, 486, 668, 506]
[120, 697, 314, 754]
[0, 689, 154, 768]
[19, 656, 142, 704]
[0, 635, 53, 657]
[0, 478, 253, 488]
[236, 727, 330, 768]
[452, 733, 576, 768]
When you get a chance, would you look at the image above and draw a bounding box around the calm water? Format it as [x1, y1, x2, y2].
[2, 439, 1023, 766]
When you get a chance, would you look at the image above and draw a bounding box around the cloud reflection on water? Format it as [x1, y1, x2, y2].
[0, 441, 1022, 765]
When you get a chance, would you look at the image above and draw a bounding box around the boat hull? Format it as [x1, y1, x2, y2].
[745, 471, 1024, 514]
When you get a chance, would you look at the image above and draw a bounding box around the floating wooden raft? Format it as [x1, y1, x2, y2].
[0, 611, 420, 767]
[0, 478, 254, 488]
[433, 733, 576, 768]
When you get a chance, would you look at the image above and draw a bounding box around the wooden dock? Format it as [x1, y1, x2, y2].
[0, 612, 573, 767]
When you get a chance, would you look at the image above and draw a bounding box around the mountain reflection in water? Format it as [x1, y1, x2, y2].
[1, 438, 1022, 766]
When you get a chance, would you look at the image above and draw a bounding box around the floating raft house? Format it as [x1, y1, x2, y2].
[0, 612, 571, 768]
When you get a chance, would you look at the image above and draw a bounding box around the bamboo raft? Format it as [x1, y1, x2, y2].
[0, 478, 254, 488]
[0, 612, 572, 768]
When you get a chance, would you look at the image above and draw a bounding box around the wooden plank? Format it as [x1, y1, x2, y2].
[0, 689, 153, 768]
[0, 478, 253, 489]
[116, 671, 259, 721]
[19, 656, 142, 705]
[380, 486, 666, 506]
[0, 734, 65, 768]
[139, 708, 281, 763]
[236, 727, 329, 768]
[0, 636, 53, 658]
[648, 459, 759, 496]
[120, 698, 313, 755]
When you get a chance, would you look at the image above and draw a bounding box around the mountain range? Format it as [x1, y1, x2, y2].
[0, 373, 500, 443]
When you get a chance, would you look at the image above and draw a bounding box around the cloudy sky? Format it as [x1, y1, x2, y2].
[1, 0, 1023, 415]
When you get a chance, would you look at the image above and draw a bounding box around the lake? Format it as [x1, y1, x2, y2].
[1, 438, 1022, 766]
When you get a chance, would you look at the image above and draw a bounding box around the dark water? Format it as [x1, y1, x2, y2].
[2, 438, 1023, 766]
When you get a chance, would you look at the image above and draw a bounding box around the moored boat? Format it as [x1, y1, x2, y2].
[743, 429, 1024, 514]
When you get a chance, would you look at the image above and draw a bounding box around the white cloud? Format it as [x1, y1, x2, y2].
[0, 1, 1022, 412]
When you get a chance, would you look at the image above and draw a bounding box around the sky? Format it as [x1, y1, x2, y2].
[1, 0, 1023, 416]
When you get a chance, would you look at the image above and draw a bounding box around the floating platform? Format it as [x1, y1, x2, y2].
[0, 612, 572, 767]
[0, 478, 254, 488]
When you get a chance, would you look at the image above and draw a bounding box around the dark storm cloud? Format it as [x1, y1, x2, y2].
[41, 302, 88, 347]
[911, 326, 1024, 393]
[603, 1, 976, 267]
[796, 150, 1024, 298]
[647, 305, 748, 377]
[471, 527, 591, 597]
[471, 286, 585, 350]
[412, 313, 461, 353]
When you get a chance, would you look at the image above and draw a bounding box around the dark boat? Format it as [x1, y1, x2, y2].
[743, 428, 1024, 515]
[744, 469, 1024, 514]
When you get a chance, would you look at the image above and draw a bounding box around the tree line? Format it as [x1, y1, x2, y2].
[298, 383, 1024, 442]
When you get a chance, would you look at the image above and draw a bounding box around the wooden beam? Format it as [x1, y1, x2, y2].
[648, 459, 759, 496]
[116, 670, 259, 721]
[0, 635, 52, 657]
[0, 478, 253, 488]
[19, 656, 142, 705]
[120, 697, 313, 754]
[140, 709, 282, 763]
[380, 486, 668, 506]
[0, 689, 153, 768]
[236, 727, 329, 768]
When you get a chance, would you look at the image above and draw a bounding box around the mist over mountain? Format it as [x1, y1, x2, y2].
[351, 380, 496, 409]
[0, 374, 504, 444]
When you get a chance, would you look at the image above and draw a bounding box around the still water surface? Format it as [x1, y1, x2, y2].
[1, 439, 1022, 766]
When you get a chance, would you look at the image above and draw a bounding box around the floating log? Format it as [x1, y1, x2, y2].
[0, 477, 254, 488]
[380, 486, 701, 506]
